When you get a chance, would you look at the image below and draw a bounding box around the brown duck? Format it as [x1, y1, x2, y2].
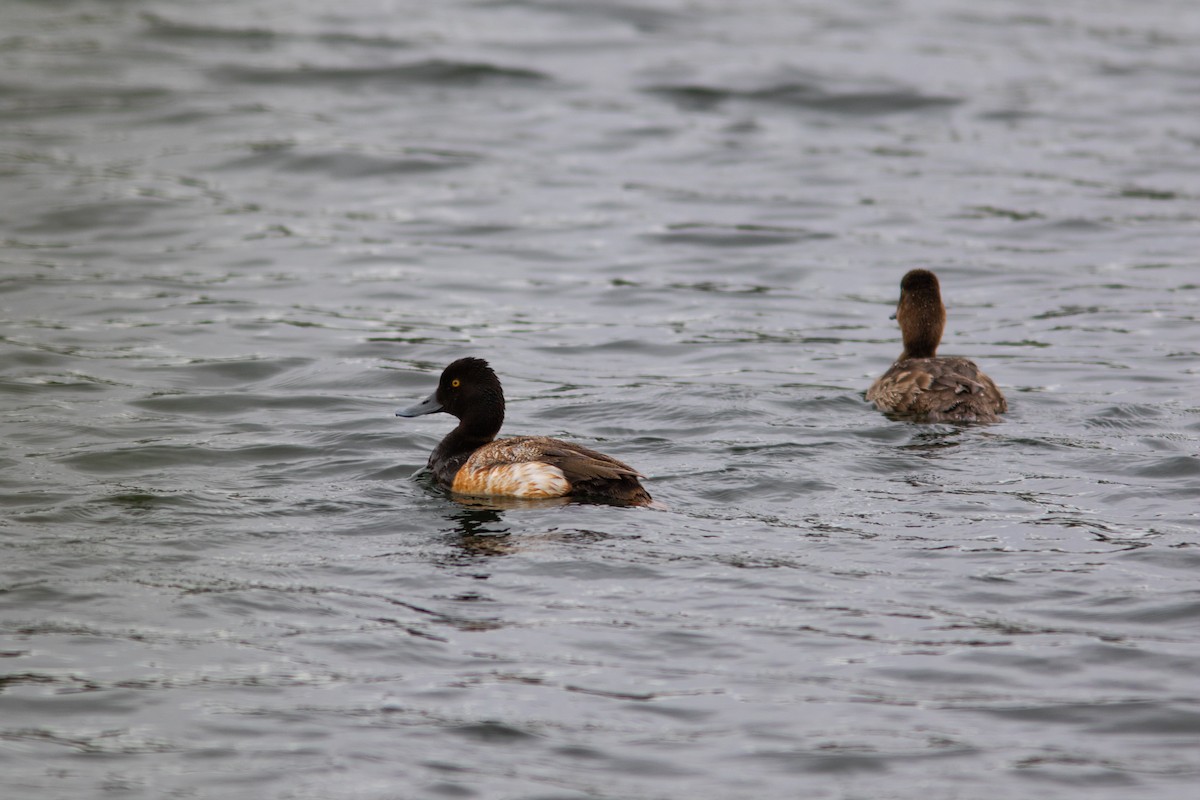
[867, 269, 1007, 423]
[397, 358, 652, 505]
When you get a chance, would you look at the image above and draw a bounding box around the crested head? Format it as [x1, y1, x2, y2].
[900, 268, 940, 296]
[436, 357, 505, 433]
[441, 357, 498, 387]
[894, 268, 946, 359]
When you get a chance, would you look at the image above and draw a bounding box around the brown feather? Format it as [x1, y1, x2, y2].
[870, 270, 1006, 423]
[868, 356, 1007, 423]
[456, 436, 650, 504]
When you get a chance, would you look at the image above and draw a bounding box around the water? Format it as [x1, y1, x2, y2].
[2, 0, 1199, 797]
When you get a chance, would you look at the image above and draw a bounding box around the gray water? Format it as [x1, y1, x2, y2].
[2, 1, 1199, 798]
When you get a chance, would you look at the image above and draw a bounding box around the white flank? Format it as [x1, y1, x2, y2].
[488, 462, 569, 498]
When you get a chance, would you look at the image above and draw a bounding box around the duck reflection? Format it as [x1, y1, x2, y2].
[897, 426, 967, 456]
[436, 494, 619, 562]
[439, 495, 575, 559]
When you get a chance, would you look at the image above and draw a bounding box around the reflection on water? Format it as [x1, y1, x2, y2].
[896, 426, 978, 455]
[444, 504, 518, 559]
[2, 0, 1199, 798]
[440, 502, 627, 562]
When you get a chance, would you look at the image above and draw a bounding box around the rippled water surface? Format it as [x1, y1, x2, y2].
[3, 1, 1199, 797]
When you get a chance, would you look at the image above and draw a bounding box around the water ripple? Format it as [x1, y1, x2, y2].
[2, 0, 1198, 798]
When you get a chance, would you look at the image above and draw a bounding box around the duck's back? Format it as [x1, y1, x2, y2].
[867, 356, 1006, 423]
[452, 436, 651, 504]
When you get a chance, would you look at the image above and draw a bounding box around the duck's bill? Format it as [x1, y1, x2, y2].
[396, 391, 442, 417]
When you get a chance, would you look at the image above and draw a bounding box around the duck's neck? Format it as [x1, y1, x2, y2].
[900, 338, 938, 360]
[428, 415, 502, 485]
[899, 301, 944, 360]
[435, 423, 498, 458]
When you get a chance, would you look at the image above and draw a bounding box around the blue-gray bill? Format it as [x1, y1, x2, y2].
[396, 391, 442, 417]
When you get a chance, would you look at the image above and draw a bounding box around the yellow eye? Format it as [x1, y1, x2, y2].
[451, 379, 461, 388]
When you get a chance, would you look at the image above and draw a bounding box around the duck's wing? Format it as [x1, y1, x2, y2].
[869, 357, 1006, 422]
[502, 436, 644, 481]
[459, 436, 650, 503]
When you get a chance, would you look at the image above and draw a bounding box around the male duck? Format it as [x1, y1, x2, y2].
[398, 358, 652, 504]
[867, 269, 1007, 423]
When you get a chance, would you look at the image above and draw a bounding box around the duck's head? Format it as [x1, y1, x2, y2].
[397, 357, 505, 433]
[893, 268, 946, 360]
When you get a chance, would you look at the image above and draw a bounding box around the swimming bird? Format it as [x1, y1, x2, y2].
[397, 358, 652, 504]
[867, 269, 1007, 423]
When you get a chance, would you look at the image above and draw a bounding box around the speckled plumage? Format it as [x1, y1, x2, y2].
[450, 436, 647, 499]
[867, 356, 1007, 423]
[868, 269, 1006, 423]
[397, 359, 652, 505]
[452, 456, 569, 499]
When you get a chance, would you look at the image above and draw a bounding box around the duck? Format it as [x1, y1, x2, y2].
[867, 269, 1007, 423]
[397, 357, 652, 505]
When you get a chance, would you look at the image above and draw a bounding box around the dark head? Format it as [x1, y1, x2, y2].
[893, 269, 945, 359]
[396, 357, 505, 437]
